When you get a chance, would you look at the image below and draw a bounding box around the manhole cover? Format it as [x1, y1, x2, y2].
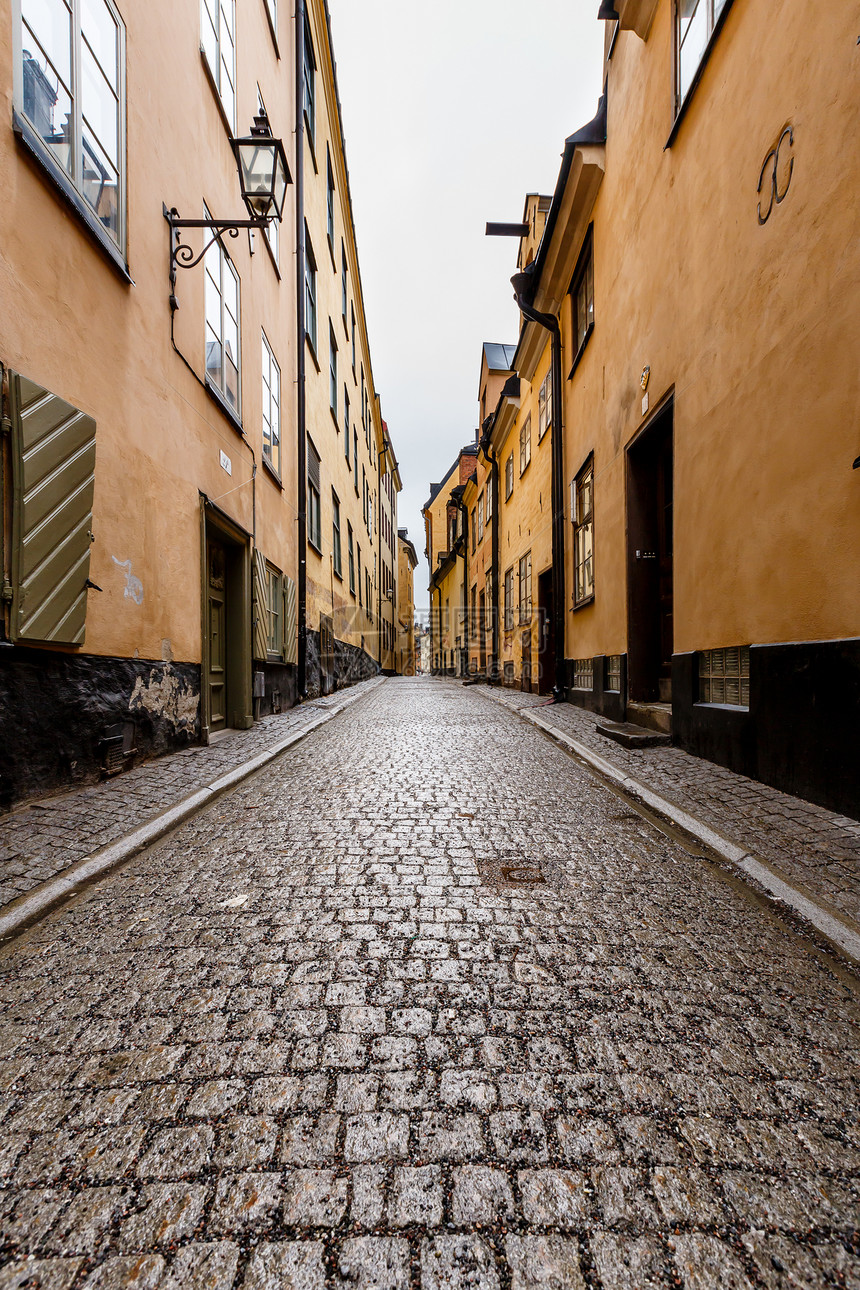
[477, 859, 546, 888]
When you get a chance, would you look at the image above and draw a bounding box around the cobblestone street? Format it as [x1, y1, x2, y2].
[1, 677, 859, 1289]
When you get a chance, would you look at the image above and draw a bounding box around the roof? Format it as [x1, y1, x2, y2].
[398, 530, 418, 567]
[482, 342, 518, 373]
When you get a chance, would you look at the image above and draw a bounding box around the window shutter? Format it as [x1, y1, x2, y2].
[307, 436, 321, 491]
[283, 575, 297, 664]
[252, 548, 268, 661]
[9, 371, 96, 645]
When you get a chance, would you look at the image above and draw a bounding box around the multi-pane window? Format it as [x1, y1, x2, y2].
[17, 0, 127, 250]
[357, 544, 362, 606]
[486, 477, 493, 521]
[505, 454, 514, 500]
[573, 658, 594, 690]
[505, 568, 515, 629]
[366, 570, 373, 619]
[538, 372, 553, 440]
[607, 655, 623, 692]
[677, 0, 729, 107]
[341, 243, 348, 323]
[347, 523, 356, 594]
[205, 220, 241, 414]
[518, 552, 532, 624]
[351, 307, 356, 373]
[470, 509, 476, 554]
[329, 325, 338, 419]
[302, 13, 315, 143]
[202, 0, 236, 129]
[343, 386, 349, 439]
[267, 565, 282, 654]
[264, 0, 277, 37]
[477, 495, 484, 544]
[261, 332, 281, 475]
[326, 148, 335, 245]
[571, 238, 595, 362]
[332, 492, 342, 578]
[699, 646, 750, 707]
[307, 437, 321, 551]
[519, 416, 532, 476]
[353, 430, 359, 490]
[304, 230, 317, 352]
[573, 458, 595, 606]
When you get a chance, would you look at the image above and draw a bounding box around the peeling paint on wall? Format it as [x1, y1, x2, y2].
[112, 556, 144, 605]
[129, 664, 199, 731]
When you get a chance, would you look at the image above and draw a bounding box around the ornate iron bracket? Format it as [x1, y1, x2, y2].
[163, 205, 269, 311]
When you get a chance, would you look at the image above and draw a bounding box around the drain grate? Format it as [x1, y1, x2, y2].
[477, 858, 546, 888]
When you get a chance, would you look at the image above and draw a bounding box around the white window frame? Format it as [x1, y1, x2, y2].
[538, 372, 553, 440]
[519, 415, 532, 476]
[505, 454, 514, 500]
[205, 213, 242, 417]
[676, 0, 731, 113]
[13, 0, 128, 257]
[573, 458, 595, 606]
[202, 0, 237, 130]
[304, 228, 317, 353]
[261, 331, 281, 476]
[266, 563, 283, 655]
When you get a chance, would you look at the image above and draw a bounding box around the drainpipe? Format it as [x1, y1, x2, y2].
[295, 0, 308, 699]
[511, 277, 565, 702]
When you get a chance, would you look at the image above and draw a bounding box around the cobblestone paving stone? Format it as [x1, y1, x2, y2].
[0, 679, 383, 910]
[476, 685, 860, 928]
[0, 676, 859, 1289]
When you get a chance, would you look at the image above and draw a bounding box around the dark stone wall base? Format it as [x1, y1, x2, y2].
[253, 661, 298, 718]
[0, 645, 200, 810]
[563, 654, 627, 724]
[673, 637, 860, 818]
[304, 630, 379, 700]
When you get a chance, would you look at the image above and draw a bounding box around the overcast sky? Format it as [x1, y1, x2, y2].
[326, 0, 605, 609]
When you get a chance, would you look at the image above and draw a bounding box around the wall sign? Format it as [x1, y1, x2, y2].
[220, 450, 232, 476]
[758, 126, 794, 225]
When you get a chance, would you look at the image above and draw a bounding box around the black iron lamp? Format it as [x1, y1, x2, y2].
[164, 111, 291, 306]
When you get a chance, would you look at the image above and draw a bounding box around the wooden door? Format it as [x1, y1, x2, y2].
[207, 540, 227, 731]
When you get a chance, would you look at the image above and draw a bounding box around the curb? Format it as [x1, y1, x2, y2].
[485, 689, 860, 966]
[0, 678, 385, 944]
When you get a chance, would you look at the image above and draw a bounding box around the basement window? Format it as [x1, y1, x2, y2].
[606, 655, 623, 692]
[698, 645, 750, 707]
[573, 658, 594, 691]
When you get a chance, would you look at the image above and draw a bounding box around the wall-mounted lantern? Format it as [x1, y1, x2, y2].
[163, 112, 291, 308]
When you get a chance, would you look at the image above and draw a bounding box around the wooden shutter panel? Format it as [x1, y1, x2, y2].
[9, 371, 96, 645]
[283, 575, 297, 664]
[252, 548, 268, 661]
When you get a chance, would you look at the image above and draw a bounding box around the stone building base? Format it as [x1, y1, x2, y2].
[304, 630, 379, 700]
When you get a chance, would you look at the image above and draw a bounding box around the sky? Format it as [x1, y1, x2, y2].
[326, 0, 606, 611]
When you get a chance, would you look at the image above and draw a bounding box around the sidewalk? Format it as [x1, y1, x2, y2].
[475, 683, 860, 962]
[0, 676, 384, 938]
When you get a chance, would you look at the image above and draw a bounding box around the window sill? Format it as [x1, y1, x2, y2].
[333, 568, 343, 582]
[200, 48, 236, 139]
[328, 235, 336, 270]
[308, 538, 323, 556]
[665, 0, 736, 149]
[306, 334, 321, 372]
[694, 701, 750, 714]
[519, 460, 531, 480]
[262, 456, 283, 488]
[205, 377, 243, 433]
[572, 594, 595, 613]
[568, 324, 594, 380]
[331, 408, 340, 432]
[13, 111, 132, 285]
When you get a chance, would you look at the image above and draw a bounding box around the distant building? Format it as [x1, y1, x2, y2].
[397, 530, 418, 675]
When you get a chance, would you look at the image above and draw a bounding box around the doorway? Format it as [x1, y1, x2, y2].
[203, 512, 252, 739]
[479, 590, 487, 672]
[537, 569, 555, 696]
[626, 401, 674, 704]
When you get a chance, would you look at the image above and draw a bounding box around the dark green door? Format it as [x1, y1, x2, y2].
[208, 540, 227, 731]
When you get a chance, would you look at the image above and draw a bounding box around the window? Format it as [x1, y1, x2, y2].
[261, 332, 281, 475]
[353, 430, 359, 490]
[332, 492, 342, 578]
[366, 571, 373, 619]
[205, 217, 241, 414]
[264, 0, 277, 38]
[329, 325, 338, 419]
[505, 454, 514, 500]
[486, 477, 493, 521]
[202, 0, 236, 129]
[570, 235, 595, 367]
[351, 306, 356, 373]
[538, 372, 553, 440]
[343, 386, 349, 439]
[347, 523, 356, 594]
[307, 437, 321, 551]
[699, 646, 750, 707]
[518, 552, 532, 624]
[357, 544, 362, 605]
[573, 458, 594, 606]
[16, 0, 127, 252]
[573, 658, 594, 691]
[267, 565, 282, 654]
[326, 148, 335, 246]
[519, 415, 531, 476]
[471, 509, 476, 554]
[504, 567, 514, 631]
[302, 13, 315, 144]
[304, 230, 317, 353]
[477, 494, 484, 544]
[341, 243, 348, 324]
[677, 0, 730, 108]
[607, 655, 623, 692]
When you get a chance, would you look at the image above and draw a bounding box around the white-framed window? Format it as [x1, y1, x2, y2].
[261, 331, 281, 475]
[571, 234, 595, 366]
[505, 453, 514, 500]
[264, 0, 277, 39]
[677, 0, 730, 109]
[302, 12, 315, 143]
[486, 476, 493, 521]
[202, 0, 236, 129]
[341, 242, 348, 323]
[267, 564, 282, 654]
[15, 0, 127, 253]
[573, 457, 595, 606]
[504, 567, 514, 631]
[205, 216, 241, 415]
[351, 306, 356, 374]
[519, 415, 532, 476]
[304, 228, 317, 353]
[477, 494, 484, 544]
[347, 523, 356, 594]
[518, 551, 532, 624]
[538, 372, 553, 440]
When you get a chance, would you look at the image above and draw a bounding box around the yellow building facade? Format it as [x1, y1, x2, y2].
[397, 530, 418, 676]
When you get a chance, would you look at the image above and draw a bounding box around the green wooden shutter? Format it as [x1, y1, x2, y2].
[252, 548, 268, 661]
[283, 574, 297, 664]
[9, 372, 96, 645]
